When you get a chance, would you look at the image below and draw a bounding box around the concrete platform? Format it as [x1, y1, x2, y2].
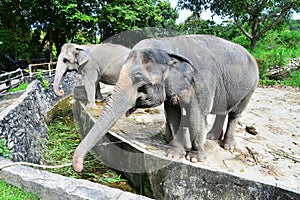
[73, 85, 300, 199]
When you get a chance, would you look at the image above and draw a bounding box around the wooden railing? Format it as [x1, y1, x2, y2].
[0, 68, 24, 93]
[28, 62, 57, 77]
[0, 62, 57, 93]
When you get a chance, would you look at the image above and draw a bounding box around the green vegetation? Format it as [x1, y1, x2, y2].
[1, 140, 38, 199]
[280, 70, 300, 86]
[36, 70, 49, 90]
[259, 70, 300, 87]
[250, 29, 300, 80]
[7, 82, 29, 93]
[44, 96, 134, 192]
[0, 0, 178, 59]
[0, 1, 299, 85]
[0, 138, 11, 158]
[0, 180, 39, 200]
[178, 0, 299, 49]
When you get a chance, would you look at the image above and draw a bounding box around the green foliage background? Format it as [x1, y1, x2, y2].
[0, 0, 299, 82]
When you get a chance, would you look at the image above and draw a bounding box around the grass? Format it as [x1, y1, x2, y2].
[280, 70, 300, 86]
[259, 70, 300, 87]
[1, 136, 39, 199]
[237, 29, 300, 86]
[0, 180, 39, 200]
[44, 96, 135, 192]
[7, 82, 29, 93]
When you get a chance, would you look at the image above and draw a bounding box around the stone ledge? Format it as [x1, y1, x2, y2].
[0, 158, 152, 200]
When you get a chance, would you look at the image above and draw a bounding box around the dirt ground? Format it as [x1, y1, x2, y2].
[98, 85, 300, 193]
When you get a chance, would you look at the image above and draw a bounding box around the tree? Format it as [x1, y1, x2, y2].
[0, 0, 31, 59]
[178, 13, 240, 40]
[178, 0, 300, 48]
[0, 0, 179, 64]
[97, 0, 178, 41]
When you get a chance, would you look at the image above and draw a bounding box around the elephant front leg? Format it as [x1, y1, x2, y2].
[186, 107, 208, 163]
[165, 105, 191, 159]
[164, 103, 180, 143]
[166, 106, 192, 159]
[84, 77, 97, 108]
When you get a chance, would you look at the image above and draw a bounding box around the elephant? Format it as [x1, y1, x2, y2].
[72, 34, 259, 172]
[53, 43, 131, 108]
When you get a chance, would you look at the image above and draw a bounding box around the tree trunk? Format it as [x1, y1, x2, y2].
[250, 37, 258, 49]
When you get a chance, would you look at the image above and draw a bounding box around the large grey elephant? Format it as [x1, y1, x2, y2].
[72, 35, 259, 172]
[53, 43, 131, 108]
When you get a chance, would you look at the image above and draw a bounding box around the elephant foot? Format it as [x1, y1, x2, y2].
[222, 138, 236, 150]
[186, 150, 207, 163]
[166, 146, 186, 160]
[207, 130, 223, 140]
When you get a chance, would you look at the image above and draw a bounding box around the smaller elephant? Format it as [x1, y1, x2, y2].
[53, 43, 131, 108]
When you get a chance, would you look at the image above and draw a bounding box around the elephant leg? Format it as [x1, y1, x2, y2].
[185, 105, 208, 163]
[84, 76, 98, 108]
[165, 103, 192, 150]
[223, 91, 254, 150]
[177, 103, 208, 162]
[165, 104, 191, 159]
[95, 82, 103, 102]
[164, 103, 180, 143]
[207, 114, 226, 140]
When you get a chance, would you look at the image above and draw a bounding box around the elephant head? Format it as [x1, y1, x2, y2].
[72, 48, 195, 172]
[53, 43, 89, 96]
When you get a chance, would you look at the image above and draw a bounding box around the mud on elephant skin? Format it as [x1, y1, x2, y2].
[53, 43, 131, 108]
[72, 35, 259, 172]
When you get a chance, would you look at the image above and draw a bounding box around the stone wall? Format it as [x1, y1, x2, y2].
[0, 72, 82, 163]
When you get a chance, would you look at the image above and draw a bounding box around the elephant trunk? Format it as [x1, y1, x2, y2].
[72, 74, 137, 172]
[53, 56, 67, 96]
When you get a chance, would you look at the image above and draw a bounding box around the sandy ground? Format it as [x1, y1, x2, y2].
[98, 85, 300, 193]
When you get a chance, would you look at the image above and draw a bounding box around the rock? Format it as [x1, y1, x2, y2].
[245, 126, 257, 135]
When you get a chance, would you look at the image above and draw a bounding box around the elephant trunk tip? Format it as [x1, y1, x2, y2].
[54, 89, 65, 96]
[72, 154, 84, 173]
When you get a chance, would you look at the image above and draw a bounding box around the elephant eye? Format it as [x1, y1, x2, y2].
[134, 72, 144, 82]
[63, 58, 69, 63]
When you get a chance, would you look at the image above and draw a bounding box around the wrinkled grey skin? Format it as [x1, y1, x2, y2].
[73, 35, 259, 172]
[53, 43, 131, 108]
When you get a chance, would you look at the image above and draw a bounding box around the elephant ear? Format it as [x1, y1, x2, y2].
[165, 53, 195, 104]
[75, 46, 89, 66]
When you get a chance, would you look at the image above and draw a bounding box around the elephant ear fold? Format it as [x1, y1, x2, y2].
[167, 53, 194, 67]
[164, 53, 195, 100]
[75, 47, 89, 66]
[168, 53, 194, 81]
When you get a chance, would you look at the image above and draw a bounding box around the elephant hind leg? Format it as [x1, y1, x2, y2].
[222, 112, 239, 150]
[223, 92, 254, 150]
[207, 114, 226, 140]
